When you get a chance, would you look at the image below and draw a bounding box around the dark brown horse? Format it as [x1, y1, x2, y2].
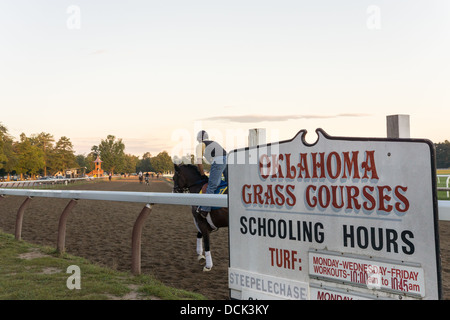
[173, 164, 228, 271]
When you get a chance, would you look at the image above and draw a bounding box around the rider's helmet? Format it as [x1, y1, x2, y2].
[196, 130, 209, 142]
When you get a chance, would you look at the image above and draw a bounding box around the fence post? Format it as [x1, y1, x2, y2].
[57, 199, 78, 254]
[131, 203, 152, 275]
[15, 197, 33, 240]
[248, 128, 266, 147]
[387, 114, 410, 138]
[446, 176, 450, 198]
[247, 128, 266, 165]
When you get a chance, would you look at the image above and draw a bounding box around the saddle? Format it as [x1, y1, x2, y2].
[199, 180, 228, 195]
[199, 180, 228, 210]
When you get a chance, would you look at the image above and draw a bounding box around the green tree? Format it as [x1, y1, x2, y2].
[152, 151, 173, 174]
[436, 140, 450, 168]
[0, 123, 17, 179]
[30, 132, 55, 176]
[75, 154, 91, 176]
[90, 145, 99, 158]
[95, 135, 125, 174]
[123, 153, 139, 173]
[48, 136, 77, 174]
[137, 152, 153, 173]
[1, 137, 16, 178]
[0, 123, 10, 171]
[14, 133, 45, 178]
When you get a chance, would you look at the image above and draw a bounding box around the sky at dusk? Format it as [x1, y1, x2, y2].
[1, 0, 449, 158]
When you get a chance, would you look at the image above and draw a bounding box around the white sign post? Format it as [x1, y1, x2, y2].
[228, 129, 441, 300]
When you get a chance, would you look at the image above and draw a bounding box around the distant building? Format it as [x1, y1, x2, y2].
[54, 168, 81, 178]
[86, 156, 104, 177]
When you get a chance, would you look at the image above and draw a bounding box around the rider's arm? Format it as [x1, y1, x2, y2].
[195, 142, 205, 175]
[198, 163, 205, 176]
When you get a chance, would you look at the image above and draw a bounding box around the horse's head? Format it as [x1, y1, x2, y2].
[173, 164, 188, 193]
[173, 163, 207, 193]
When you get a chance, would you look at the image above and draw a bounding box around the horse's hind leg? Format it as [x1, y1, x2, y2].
[196, 232, 205, 262]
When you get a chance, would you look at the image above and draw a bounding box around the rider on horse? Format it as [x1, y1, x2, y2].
[195, 130, 228, 221]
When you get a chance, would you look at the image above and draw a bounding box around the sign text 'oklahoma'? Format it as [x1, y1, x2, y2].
[228, 129, 441, 300]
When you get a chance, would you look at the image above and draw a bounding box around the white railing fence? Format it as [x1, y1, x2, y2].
[438, 175, 450, 198]
[0, 188, 227, 275]
[440, 200, 450, 221]
[0, 177, 96, 188]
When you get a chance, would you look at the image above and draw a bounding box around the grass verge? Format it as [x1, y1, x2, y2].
[0, 232, 205, 300]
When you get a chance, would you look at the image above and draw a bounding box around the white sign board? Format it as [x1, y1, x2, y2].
[228, 129, 441, 300]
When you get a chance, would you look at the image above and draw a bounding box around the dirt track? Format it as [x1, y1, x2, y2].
[0, 178, 449, 300]
[0, 178, 229, 299]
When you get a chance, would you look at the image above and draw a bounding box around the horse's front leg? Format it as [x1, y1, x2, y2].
[196, 231, 205, 262]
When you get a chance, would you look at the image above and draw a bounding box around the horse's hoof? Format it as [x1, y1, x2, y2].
[203, 266, 212, 272]
[197, 254, 205, 262]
